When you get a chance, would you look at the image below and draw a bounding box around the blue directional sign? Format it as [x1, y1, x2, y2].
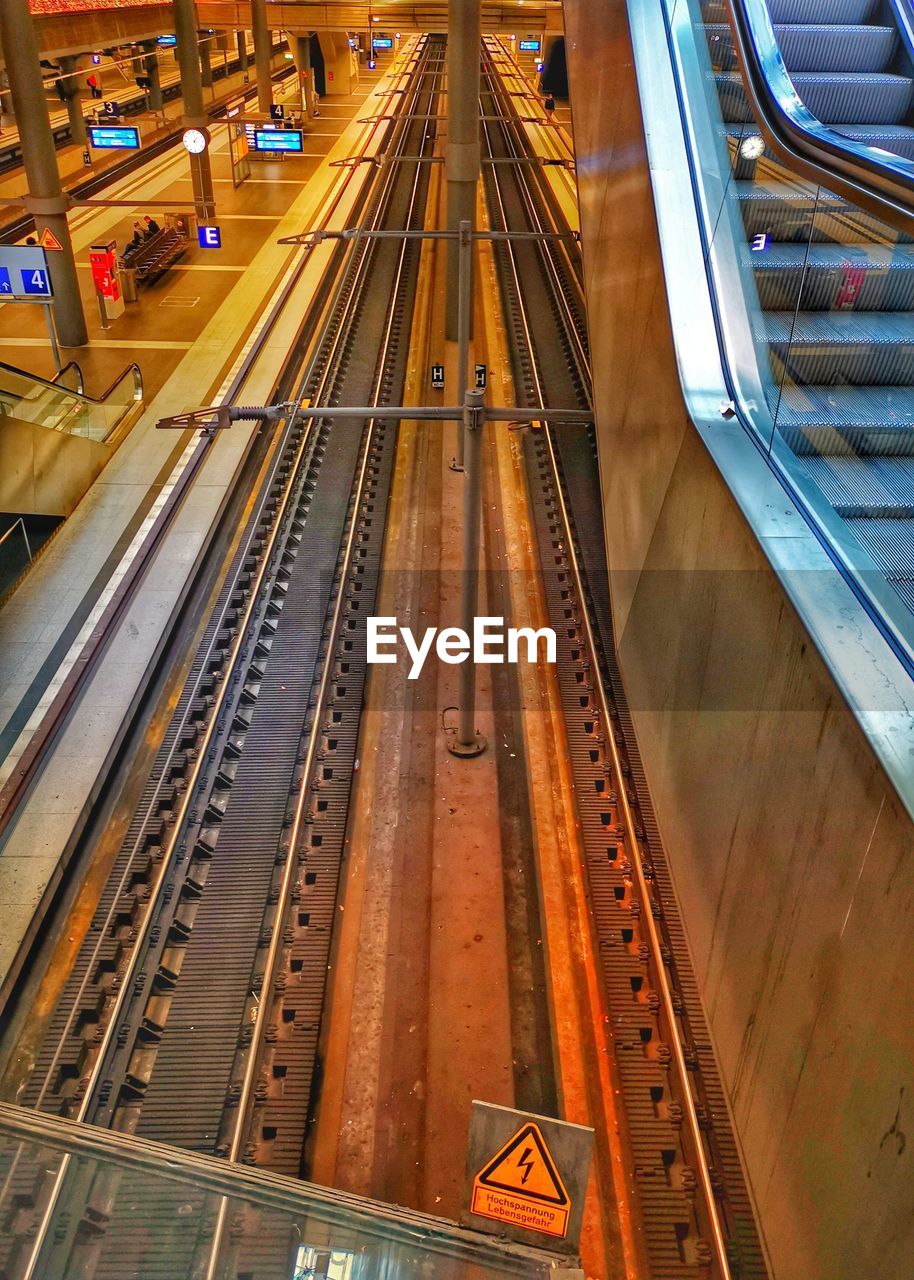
[0, 247, 53, 301]
[198, 225, 222, 249]
[372, 37, 393, 49]
[519, 39, 541, 52]
[20, 267, 51, 297]
[252, 129, 304, 153]
[88, 125, 141, 150]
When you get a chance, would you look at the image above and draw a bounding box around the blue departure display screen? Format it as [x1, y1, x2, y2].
[519, 39, 541, 51]
[252, 129, 304, 153]
[372, 38, 393, 49]
[88, 125, 141, 150]
[156, 35, 177, 46]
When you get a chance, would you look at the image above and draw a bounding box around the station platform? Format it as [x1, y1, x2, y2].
[0, 47, 402, 997]
[0, 34, 259, 179]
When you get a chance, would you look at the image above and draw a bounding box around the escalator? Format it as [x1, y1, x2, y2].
[693, 0, 914, 630]
[710, 0, 914, 159]
[0, 357, 143, 593]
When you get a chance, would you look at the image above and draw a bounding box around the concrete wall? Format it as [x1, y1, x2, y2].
[0, 415, 113, 518]
[564, 2, 914, 1278]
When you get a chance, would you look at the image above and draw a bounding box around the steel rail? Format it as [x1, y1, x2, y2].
[201, 38, 442, 1280]
[482, 54, 734, 1280]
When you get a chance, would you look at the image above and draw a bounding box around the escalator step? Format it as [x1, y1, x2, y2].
[734, 179, 914, 244]
[766, 0, 879, 24]
[767, 310, 914, 385]
[702, 0, 878, 18]
[753, 243, 914, 310]
[803, 454, 914, 507]
[844, 516, 914, 574]
[835, 123, 914, 160]
[792, 72, 913, 125]
[777, 387, 914, 454]
[776, 24, 896, 75]
[703, 24, 895, 76]
[714, 70, 913, 125]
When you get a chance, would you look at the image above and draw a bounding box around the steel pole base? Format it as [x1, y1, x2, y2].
[445, 727, 487, 757]
[448, 458, 465, 473]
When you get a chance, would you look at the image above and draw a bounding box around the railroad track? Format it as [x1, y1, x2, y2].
[0, 34, 443, 1280]
[480, 43, 768, 1280]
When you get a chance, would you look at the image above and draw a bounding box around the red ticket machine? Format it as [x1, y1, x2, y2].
[89, 239, 125, 319]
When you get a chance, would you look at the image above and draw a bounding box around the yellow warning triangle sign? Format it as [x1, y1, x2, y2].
[38, 227, 64, 252]
[477, 1122, 569, 1205]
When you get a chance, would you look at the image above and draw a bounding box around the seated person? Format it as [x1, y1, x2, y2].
[127, 221, 144, 251]
[143, 214, 161, 238]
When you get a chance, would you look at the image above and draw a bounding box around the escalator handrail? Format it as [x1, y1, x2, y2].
[726, 0, 914, 233]
[50, 360, 83, 395]
[0, 359, 142, 408]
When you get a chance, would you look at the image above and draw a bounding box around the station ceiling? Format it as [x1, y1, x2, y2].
[20, 1, 561, 58]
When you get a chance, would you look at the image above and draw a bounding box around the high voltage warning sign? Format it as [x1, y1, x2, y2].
[471, 1122, 570, 1237]
[464, 1102, 593, 1251]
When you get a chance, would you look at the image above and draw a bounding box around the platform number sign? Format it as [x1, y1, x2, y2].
[102, 100, 121, 117]
[474, 363, 487, 390]
[431, 363, 445, 390]
[269, 103, 285, 120]
[20, 267, 51, 297]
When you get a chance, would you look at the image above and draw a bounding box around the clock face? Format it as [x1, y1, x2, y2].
[182, 128, 208, 154]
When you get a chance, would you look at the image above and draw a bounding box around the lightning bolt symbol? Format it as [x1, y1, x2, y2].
[516, 1146, 535, 1186]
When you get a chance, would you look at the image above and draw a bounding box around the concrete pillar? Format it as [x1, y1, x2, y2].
[174, 0, 215, 220]
[0, 69, 15, 128]
[0, 23, 14, 127]
[317, 32, 356, 96]
[0, 0, 86, 346]
[294, 34, 315, 117]
[199, 31, 213, 87]
[251, 0, 273, 113]
[446, 0, 481, 338]
[236, 28, 249, 79]
[143, 49, 163, 110]
[58, 56, 86, 146]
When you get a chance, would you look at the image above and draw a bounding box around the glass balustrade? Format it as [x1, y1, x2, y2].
[661, 0, 914, 666]
[0, 359, 142, 444]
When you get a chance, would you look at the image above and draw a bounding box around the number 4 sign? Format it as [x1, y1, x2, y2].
[21, 267, 51, 296]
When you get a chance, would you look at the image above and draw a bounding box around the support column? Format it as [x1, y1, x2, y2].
[199, 30, 213, 87]
[0, 0, 86, 346]
[236, 28, 249, 79]
[174, 0, 215, 220]
[58, 56, 86, 146]
[143, 48, 163, 110]
[450, 388, 487, 757]
[446, 0, 481, 339]
[295, 34, 315, 117]
[251, 0, 273, 113]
